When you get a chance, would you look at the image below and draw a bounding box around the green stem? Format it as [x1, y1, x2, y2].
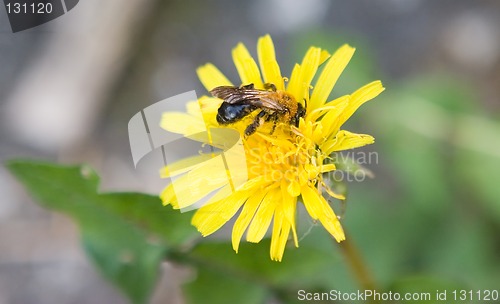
[338, 233, 380, 302]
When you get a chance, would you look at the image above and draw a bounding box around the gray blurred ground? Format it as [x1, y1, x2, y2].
[0, 0, 499, 303]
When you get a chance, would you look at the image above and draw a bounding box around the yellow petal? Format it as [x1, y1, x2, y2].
[286, 63, 301, 97]
[301, 185, 320, 219]
[232, 43, 263, 88]
[305, 163, 319, 180]
[301, 185, 345, 242]
[320, 163, 336, 173]
[287, 180, 301, 197]
[318, 96, 349, 137]
[324, 130, 375, 154]
[232, 190, 266, 253]
[198, 97, 222, 133]
[307, 94, 349, 123]
[160, 153, 217, 178]
[192, 190, 249, 236]
[239, 175, 269, 191]
[164, 155, 232, 209]
[257, 34, 284, 90]
[288, 47, 321, 102]
[281, 180, 298, 247]
[306, 104, 340, 123]
[297, 47, 321, 101]
[196, 63, 233, 91]
[161, 112, 206, 136]
[186, 101, 204, 118]
[270, 207, 284, 261]
[270, 204, 291, 262]
[309, 44, 355, 111]
[312, 123, 324, 143]
[198, 96, 222, 116]
[160, 183, 178, 208]
[256, 132, 296, 150]
[337, 80, 385, 128]
[319, 49, 331, 66]
[246, 188, 278, 243]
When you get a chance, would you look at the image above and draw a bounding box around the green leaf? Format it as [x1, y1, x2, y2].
[6, 160, 197, 304]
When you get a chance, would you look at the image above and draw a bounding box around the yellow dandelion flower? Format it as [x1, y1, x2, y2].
[160, 34, 384, 261]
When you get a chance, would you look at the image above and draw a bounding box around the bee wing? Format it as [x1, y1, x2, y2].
[210, 86, 285, 111]
[210, 86, 242, 100]
[255, 96, 287, 112]
[210, 86, 261, 104]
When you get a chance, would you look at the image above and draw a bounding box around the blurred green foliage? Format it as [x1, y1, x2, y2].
[6, 160, 196, 304]
[6, 32, 500, 303]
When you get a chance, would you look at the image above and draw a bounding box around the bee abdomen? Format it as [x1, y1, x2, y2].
[216, 102, 257, 124]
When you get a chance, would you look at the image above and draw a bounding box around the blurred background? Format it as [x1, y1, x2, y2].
[1, 0, 500, 303]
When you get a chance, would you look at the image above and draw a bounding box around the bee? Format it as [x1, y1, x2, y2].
[210, 83, 306, 136]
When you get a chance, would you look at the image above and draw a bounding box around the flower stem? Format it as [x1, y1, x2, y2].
[338, 233, 380, 302]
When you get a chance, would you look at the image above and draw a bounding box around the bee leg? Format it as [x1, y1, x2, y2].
[264, 83, 277, 92]
[266, 112, 280, 134]
[265, 111, 277, 122]
[245, 110, 267, 136]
